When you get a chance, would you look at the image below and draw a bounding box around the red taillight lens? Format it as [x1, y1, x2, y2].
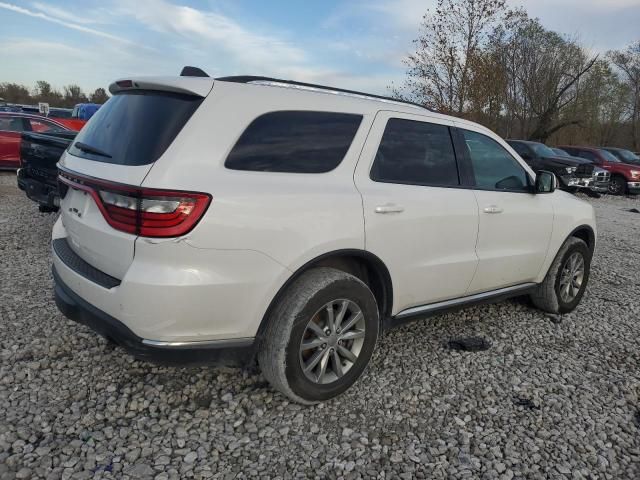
[58, 170, 211, 238]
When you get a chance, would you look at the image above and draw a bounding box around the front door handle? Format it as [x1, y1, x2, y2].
[483, 205, 503, 214]
[375, 204, 404, 214]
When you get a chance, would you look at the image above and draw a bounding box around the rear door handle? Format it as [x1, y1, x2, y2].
[483, 205, 503, 214]
[375, 204, 404, 214]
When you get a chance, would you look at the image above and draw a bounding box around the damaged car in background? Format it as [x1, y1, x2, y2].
[17, 130, 77, 212]
[507, 140, 609, 196]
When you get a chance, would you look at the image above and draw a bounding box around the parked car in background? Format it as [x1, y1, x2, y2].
[17, 130, 77, 212]
[506, 140, 604, 194]
[550, 147, 570, 157]
[49, 107, 73, 119]
[602, 147, 640, 166]
[548, 145, 611, 195]
[558, 145, 640, 195]
[52, 71, 597, 404]
[0, 112, 71, 169]
[72, 103, 101, 120]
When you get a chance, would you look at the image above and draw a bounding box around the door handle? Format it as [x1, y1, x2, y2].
[375, 204, 404, 214]
[483, 205, 503, 214]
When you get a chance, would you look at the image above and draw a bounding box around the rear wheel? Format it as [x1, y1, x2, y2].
[530, 237, 591, 314]
[258, 268, 379, 404]
[608, 175, 627, 195]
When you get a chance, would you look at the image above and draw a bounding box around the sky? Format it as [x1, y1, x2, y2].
[1, 0, 639, 96]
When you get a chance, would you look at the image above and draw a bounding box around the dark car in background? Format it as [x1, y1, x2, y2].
[506, 140, 603, 194]
[549, 146, 611, 194]
[17, 130, 77, 212]
[558, 145, 640, 195]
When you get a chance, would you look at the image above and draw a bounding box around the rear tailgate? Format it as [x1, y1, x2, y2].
[58, 77, 213, 280]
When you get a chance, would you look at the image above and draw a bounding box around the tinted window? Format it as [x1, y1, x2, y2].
[597, 149, 620, 162]
[68, 91, 203, 166]
[508, 141, 532, 158]
[225, 111, 362, 173]
[529, 143, 557, 158]
[370, 119, 459, 186]
[616, 149, 640, 162]
[574, 150, 597, 162]
[552, 148, 570, 157]
[0, 116, 25, 132]
[462, 130, 529, 192]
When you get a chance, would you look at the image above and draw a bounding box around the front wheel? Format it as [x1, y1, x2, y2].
[530, 237, 591, 314]
[258, 268, 379, 404]
[608, 175, 627, 195]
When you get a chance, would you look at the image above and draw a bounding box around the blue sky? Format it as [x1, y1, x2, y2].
[1, 0, 639, 95]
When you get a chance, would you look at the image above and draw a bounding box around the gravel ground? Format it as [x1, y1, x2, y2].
[1, 171, 639, 480]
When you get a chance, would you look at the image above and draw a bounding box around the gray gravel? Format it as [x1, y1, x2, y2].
[1, 171, 640, 479]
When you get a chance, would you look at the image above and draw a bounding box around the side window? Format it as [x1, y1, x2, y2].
[28, 119, 64, 133]
[370, 118, 459, 187]
[0, 116, 25, 132]
[461, 130, 529, 192]
[576, 151, 597, 162]
[225, 111, 362, 173]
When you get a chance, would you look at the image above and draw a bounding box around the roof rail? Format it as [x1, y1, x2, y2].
[214, 76, 431, 112]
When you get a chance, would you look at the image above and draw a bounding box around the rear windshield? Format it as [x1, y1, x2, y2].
[68, 90, 203, 166]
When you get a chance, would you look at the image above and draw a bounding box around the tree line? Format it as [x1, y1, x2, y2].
[0, 81, 109, 109]
[393, 0, 640, 150]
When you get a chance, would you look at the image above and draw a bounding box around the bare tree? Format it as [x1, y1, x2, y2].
[608, 42, 640, 149]
[394, 0, 509, 114]
[63, 84, 88, 106]
[90, 88, 109, 104]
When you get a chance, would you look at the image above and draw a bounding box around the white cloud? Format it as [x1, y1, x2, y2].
[30, 1, 102, 25]
[115, 0, 308, 74]
[0, 2, 142, 47]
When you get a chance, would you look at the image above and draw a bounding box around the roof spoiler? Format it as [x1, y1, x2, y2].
[180, 66, 209, 78]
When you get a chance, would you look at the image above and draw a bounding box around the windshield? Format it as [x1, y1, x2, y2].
[598, 149, 621, 163]
[552, 148, 569, 157]
[616, 149, 640, 162]
[529, 142, 557, 158]
[68, 90, 203, 166]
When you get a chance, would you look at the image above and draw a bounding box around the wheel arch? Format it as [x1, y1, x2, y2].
[568, 224, 596, 255]
[255, 249, 394, 343]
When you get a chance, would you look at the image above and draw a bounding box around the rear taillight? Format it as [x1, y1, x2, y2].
[58, 170, 211, 238]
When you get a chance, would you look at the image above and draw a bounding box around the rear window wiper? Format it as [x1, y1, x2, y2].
[74, 142, 112, 158]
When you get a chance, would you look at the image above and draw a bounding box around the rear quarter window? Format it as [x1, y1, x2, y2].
[225, 111, 363, 173]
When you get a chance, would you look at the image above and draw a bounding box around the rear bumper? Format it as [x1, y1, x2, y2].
[53, 267, 256, 366]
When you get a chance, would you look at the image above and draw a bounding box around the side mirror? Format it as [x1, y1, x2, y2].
[535, 170, 556, 194]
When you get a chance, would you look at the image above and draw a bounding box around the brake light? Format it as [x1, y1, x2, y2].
[58, 170, 211, 238]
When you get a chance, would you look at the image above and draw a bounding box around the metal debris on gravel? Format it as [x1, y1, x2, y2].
[1, 172, 640, 479]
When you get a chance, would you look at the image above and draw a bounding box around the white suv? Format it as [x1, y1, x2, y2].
[52, 71, 596, 404]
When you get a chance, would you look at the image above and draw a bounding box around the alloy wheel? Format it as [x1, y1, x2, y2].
[559, 252, 585, 303]
[608, 177, 624, 195]
[299, 299, 366, 384]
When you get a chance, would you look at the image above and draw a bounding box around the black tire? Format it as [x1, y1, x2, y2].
[608, 175, 627, 195]
[258, 268, 379, 404]
[530, 237, 591, 314]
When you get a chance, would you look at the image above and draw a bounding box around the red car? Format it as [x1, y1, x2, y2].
[0, 113, 72, 169]
[558, 145, 640, 195]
